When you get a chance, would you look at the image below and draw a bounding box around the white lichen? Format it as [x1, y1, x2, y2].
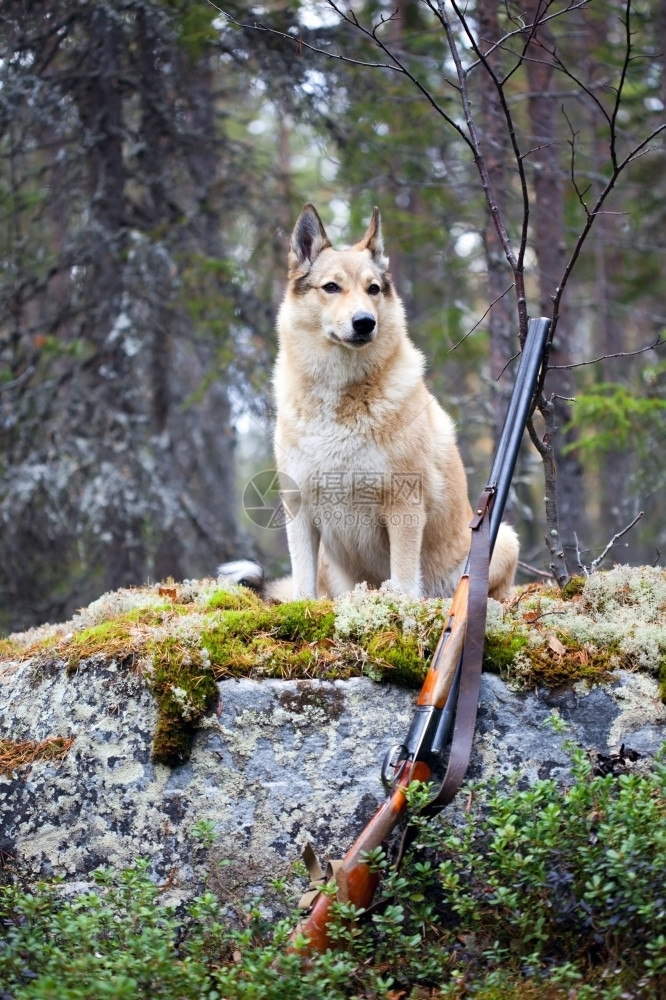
[489, 565, 666, 677]
[72, 588, 170, 630]
[170, 685, 197, 720]
[485, 599, 512, 636]
[334, 582, 445, 641]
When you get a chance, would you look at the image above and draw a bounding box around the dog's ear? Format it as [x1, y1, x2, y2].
[289, 204, 331, 273]
[355, 206, 388, 267]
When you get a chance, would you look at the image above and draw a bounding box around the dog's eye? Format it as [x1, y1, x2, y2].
[367, 283, 381, 296]
[322, 282, 341, 294]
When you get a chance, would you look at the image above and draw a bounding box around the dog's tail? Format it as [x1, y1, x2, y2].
[217, 559, 292, 602]
[217, 559, 264, 593]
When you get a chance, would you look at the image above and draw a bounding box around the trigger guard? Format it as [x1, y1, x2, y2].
[381, 743, 409, 793]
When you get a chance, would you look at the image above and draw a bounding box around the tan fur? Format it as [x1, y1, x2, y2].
[273, 204, 518, 602]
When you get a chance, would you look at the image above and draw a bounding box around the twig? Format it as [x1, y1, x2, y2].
[447, 283, 515, 353]
[469, 0, 591, 74]
[517, 559, 556, 580]
[428, 0, 525, 274]
[590, 511, 644, 573]
[495, 350, 521, 381]
[0, 365, 35, 392]
[573, 531, 589, 577]
[526, 396, 570, 588]
[551, 121, 666, 338]
[548, 336, 666, 370]
[524, 609, 569, 623]
[609, 5, 634, 172]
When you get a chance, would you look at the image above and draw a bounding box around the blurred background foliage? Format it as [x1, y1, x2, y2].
[1, 0, 665, 632]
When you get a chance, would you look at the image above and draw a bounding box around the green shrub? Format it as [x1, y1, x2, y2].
[2, 749, 666, 999]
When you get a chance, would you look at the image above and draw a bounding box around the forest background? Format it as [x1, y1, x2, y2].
[1, 0, 665, 635]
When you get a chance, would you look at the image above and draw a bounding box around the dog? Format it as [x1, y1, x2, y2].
[271, 203, 518, 602]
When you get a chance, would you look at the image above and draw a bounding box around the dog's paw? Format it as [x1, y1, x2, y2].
[382, 578, 422, 598]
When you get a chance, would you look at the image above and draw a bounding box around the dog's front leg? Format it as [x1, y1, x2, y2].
[385, 515, 424, 596]
[286, 513, 320, 599]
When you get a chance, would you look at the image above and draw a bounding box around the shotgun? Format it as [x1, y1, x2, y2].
[292, 316, 552, 953]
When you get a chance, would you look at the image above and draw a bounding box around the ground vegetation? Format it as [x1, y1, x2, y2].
[1, 746, 665, 998]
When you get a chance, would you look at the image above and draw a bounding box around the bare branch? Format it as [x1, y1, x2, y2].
[470, 0, 591, 74]
[609, 4, 634, 171]
[423, 0, 532, 339]
[573, 531, 589, 577]
[548, 335, 666, 370]
[324, 0, 472, 144]
[517, 559, 557, 581]
[525, 42, 613, 127]
[495, 350, 521, 381]
[562, 105, 592, 219]
[212, 3, 473, 151]
[447, 282, 515, 353]
[526, 397, 570, 587]
[441, 0, 533, 333]
[590, 511, 644, 573]
[552, 122, 666, 336]
[212, 5, 399, 72]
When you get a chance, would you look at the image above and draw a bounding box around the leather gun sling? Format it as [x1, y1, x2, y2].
[395, 487, 493, 867]
[425, 485, 494, 815]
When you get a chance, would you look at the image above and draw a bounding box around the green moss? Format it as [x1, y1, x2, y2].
[207, 600, 335, 643]
[1, 632, 60, 663]
[659, 657, 666, 702]
[524, 643, 615, 689]
[206, 587, 265, 612]
[201, 631, 322, 682]
[64, 605, 185, 671]
[66, 619, 135, 671]
[364, 632, 429, 686]
[9, 588, 345, 768]
[145, 637, 219, 766]
[0, 637, 21, 659]
[200, 600, 337, 682]
[485, 626, 617, 690]
[13, 568, 665, 771]
[483, 630, 530, 673]
[561, 575, 586, 599]
[250, 638, 318, 678]
[269, 601, 336, 642]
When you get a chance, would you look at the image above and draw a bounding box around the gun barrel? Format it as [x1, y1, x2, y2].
[414, 318, 550, 712]
[488, 317, 551, 549]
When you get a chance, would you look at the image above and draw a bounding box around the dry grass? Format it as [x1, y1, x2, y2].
[0, 735, 75, 777]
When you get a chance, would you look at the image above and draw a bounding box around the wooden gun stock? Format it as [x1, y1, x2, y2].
[291, 757, 432, 953]
[417, 575, 469, 709]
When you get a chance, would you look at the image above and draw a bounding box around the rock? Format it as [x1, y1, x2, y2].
[1, 647, 664, 909]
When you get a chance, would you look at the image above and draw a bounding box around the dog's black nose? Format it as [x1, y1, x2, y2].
[351, 312, 376, 338]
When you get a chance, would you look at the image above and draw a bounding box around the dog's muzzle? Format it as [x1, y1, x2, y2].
[349, 312, 376, 345]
